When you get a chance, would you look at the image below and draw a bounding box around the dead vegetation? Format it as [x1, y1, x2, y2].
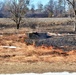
[0, 18, 76, 73]
[0, 18, 75, 36]
[0, 18, 74, 29]
[0, 33, 76, 63]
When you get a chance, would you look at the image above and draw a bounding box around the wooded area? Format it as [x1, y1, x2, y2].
[0, 0, 74, 18]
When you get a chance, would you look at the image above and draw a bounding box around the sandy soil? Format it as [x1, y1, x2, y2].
[0, 33, 76, 73]
[0, 62, 76, 74]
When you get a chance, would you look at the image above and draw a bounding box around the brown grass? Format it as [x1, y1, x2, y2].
[0, 33, 76, 73]
[0, 33, 76, 63]
[0, 18, 76, 73]
[0, 18, 75, 33]
[0, 18, 73, 25]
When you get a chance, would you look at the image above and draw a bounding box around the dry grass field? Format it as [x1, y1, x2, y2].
[0, 18, 75, 33]
[0, 33, 76, 73]
[0, 18, 74, 25]
[0, 18, 76, 73]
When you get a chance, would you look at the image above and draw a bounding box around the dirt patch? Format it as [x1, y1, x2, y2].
[0, 62, 76, 73]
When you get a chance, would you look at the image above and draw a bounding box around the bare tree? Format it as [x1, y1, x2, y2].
[44, 0, 54, 17]
[37, 2, 43, 13]
[6, 0, 30, 29]
[0, 2, 4, 17]
[53, 1, 59, 17]
[66, 0, 76, 31]
[58, 0, 64, 16]
[68, 2, 74, 18]
[0, 1, 10, 18]
[31, 4, 35, 13]
[63, 0, 67, 15]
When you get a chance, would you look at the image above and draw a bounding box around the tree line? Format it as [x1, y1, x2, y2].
[0, 0, 74, 18]
[30, 0, 69, 17]
[0, 0, 76, 31]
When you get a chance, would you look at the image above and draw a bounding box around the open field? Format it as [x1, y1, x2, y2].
[0, 18, 74, 26]
[0, 18, 76, 73]
[0, 18, 75, 33]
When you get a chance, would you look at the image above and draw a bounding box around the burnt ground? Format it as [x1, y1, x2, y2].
[25, 34, 76, 51]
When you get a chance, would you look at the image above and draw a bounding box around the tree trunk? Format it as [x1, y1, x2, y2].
[17, 24, 19, 29]
[74, 10, 76, 32]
